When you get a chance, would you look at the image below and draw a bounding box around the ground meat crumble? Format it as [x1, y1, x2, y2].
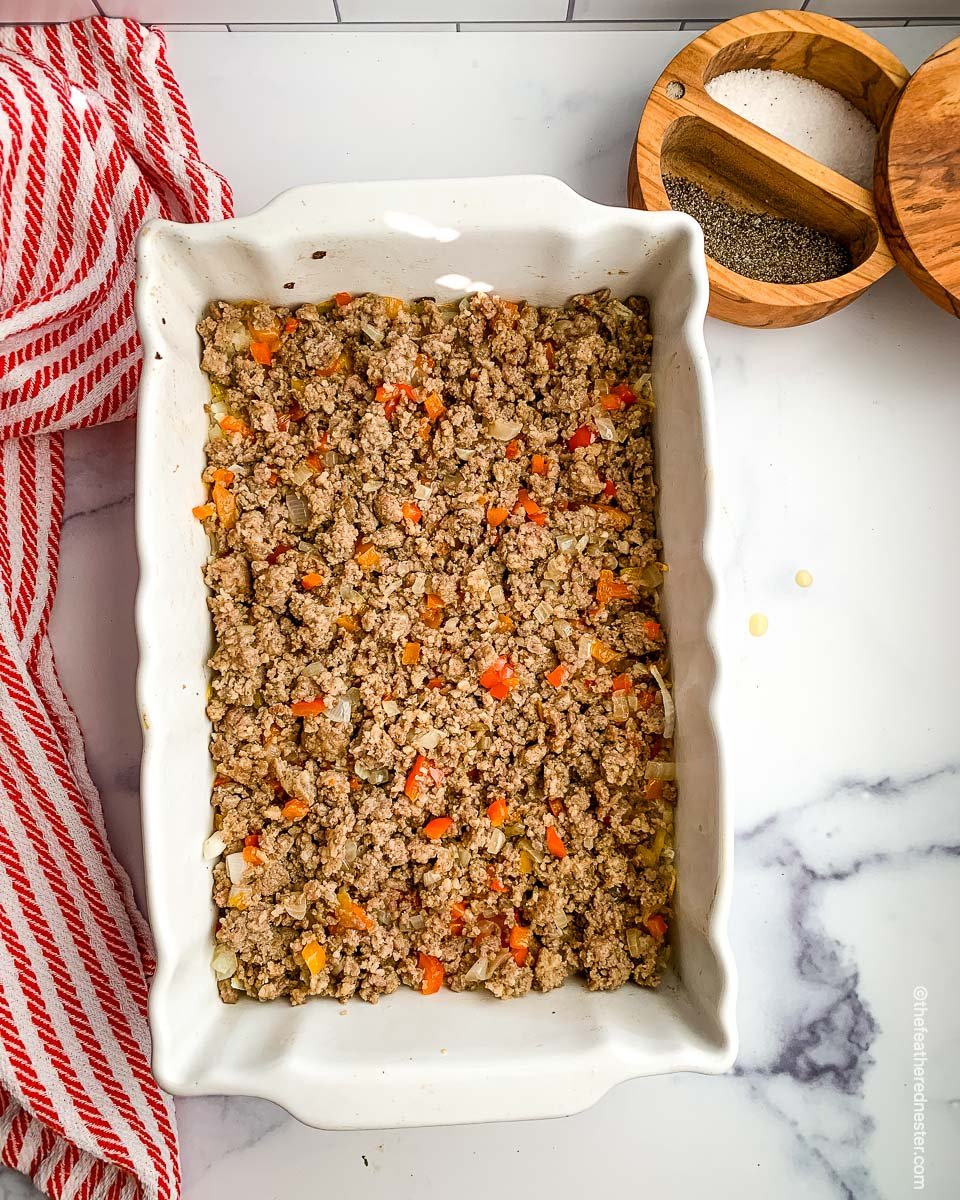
[197, 289, 677, 1004]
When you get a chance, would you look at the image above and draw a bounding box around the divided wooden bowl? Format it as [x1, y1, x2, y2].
[628, 9, 910, 328]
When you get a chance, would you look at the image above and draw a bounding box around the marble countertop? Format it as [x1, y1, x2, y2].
[8, 22, 959, 1200]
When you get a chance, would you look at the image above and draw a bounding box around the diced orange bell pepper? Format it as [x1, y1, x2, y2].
[642, 620, 662, 640]
[567, 424, 596, 451]
[611, 673, 633, 693]
[487, 797, 508, 827]
[422, 393, 445, 420]
[336, 614, 360, 632]
[423, 817, 453, 840]
[284, 318, 299, 334]
[302, 939, 326, 974]
[212, 467, 235, 485]
[426, 677, 444, 689]
[590, 640, 618, 665]
[250, 340, 272, 366]
[450, 901, 467, 934]
[306, 453, 324, 473]
[418, 952, 444, 995]
[531, 454, 548, 476]
[645, 914, 668, 939]
[212, 481, 237, 530]
[337, 888, 375, 931]
[596, 569, 635, 608]
[333, 291, 352, 307]
[545, 664, 571, 689]
[515, 488, 546, 526]
[509, 923, 531, 967]
[301, 572, 324, 590]
[291, 698, 325, 717]
[487, 870, 509, 895]
[486, 506, 509, 527]
[218, 414, 252, 437]
[405, 753, 443, 800]
[402, 641, 421, 665]
[281, 797, 310, 821]
[479, 654, 517, 699]
[545, 826, 567, 859]
[192, 503, 215, 520]
[355, 542, 381, 571]
[504, 440, 520, 460]
[644, 779, 665, 801]
[401, 501, 423, 524]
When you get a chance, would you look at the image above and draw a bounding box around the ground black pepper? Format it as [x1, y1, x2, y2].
[663, 175, 852, 285]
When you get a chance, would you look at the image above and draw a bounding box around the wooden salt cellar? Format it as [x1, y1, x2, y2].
[628, 9, 910, 328]
[874, 35, 960, 319]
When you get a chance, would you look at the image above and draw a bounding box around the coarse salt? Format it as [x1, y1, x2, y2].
[705, 68, 877, 189]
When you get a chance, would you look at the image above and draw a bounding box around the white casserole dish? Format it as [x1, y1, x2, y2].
[134, 175, 735, 1127]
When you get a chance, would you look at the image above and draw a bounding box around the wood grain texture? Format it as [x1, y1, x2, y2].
[627, 9, 910, 328]
[875, 36, 960, 319]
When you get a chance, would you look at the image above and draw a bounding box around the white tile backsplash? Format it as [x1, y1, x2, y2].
[460, 18, 680, 25]
[573, 0, 760, 17]
[17, 0, 946, 30]
[807, 1, 960, 15]
[338, 0, 568, 18]
[98, 1, 337, 21]
[1, 0, 97, 18]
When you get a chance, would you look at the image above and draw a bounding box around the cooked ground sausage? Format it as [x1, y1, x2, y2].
[198, 289, 676, 1004]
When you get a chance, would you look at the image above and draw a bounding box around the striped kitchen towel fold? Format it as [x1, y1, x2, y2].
[0, 18, 232, 1200]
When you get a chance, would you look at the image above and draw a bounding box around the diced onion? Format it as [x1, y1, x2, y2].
[423, 869, 442, 887]
[414, 482, 432, 501]
[301, 661, 325, 678]
[649, 663, 676, 739]
[517, 835, 543, 864]
[595, 415, 617, 442]
[644, 760, 676, 781]
[555, 533, 577, 553]
[458, 847, 472, 869]
[489, 828, 506, 854]
[355, 763, 390, 785]
[413, 728, 442, 751]
[361, 321, 384, 344]
[532, 600, 552, 623]
[325, 695, 352, 724]
[486, 418, 522, 442]
[625, 927, 644, 958]
[324, 450, 339, 469]
[211, 945, 238, 980]
[289, 462, 313, 486]
[576, 535, 590, 553]
[488, 584, 505, 607]
[464, 955, 491, 984]
[362, 479, 382, 493]
[343, 839, 359, 865]
[210, 398, 229, 419]
[382, 699, 400, 718]
[202, 831, 226, 861]
[225, 852, 248, 884]
[504, 822, 524, 838]
[285, 491, 309, 526]
[284, 896, 308, 921]
[340, 583, 364, 604]
[455, 447, 475, 460]
[543, 557, 567, 583]
[623, 563, 664, 589]
[611, 692, 630, 722]
[490, 948, 511, 975]
[224, 324, 251, 353]
[403, 913, 426, 931]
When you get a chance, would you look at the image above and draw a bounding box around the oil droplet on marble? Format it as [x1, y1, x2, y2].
[795, 569, 813, 588]
[748, 612, 768, 637]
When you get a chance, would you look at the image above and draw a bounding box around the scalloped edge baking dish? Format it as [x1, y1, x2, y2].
[134, 175, 736, 1128]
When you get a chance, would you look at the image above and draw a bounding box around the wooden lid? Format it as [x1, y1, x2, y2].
[875, 35, 960, 318]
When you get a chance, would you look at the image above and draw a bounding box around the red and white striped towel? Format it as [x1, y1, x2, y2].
[0, 18, 232, 1200]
